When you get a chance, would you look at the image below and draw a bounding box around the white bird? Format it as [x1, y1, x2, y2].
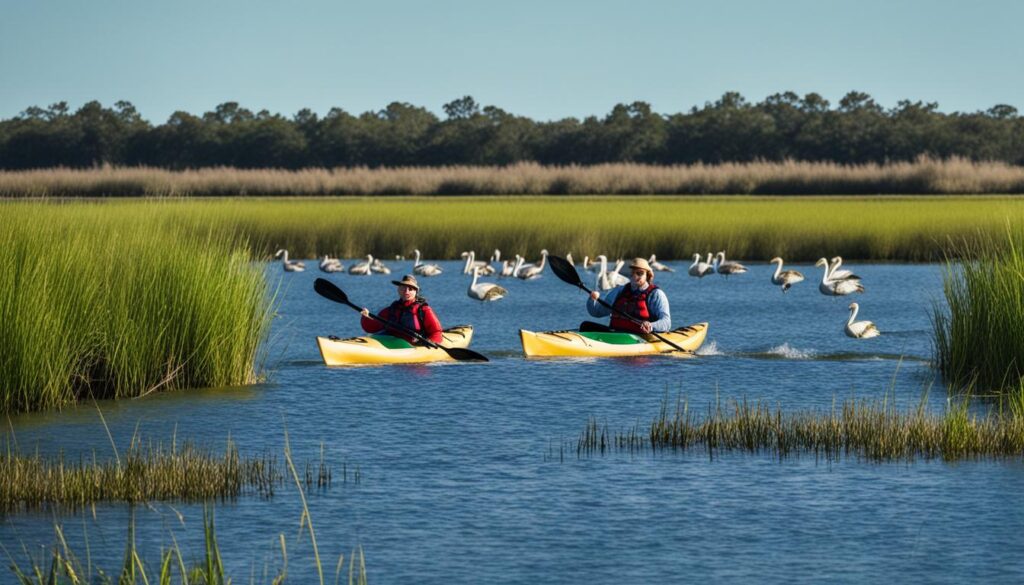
[845, 302, 880, 338]
[319, 255, 344, 273]
[349, 255, 373, 275]
[596, 255, 629, 290]
[816, 258, 864, 295]
[769, 257, 804, 292]
[462, 251, 495, 276]
[499, 258, 515, 277]
[370, 258, 391, 274]
[715, 251, 748, 276]
[460, 251, 492, 274]
[412, 249, 443, 277]
[582, 256, 599, 272]
[468, 266, 508, 301]
[491, 249, 501, 264]
[648, 254, 674, 272]
[274, 249, 306, 272]
[688, 253, 714, 278]
[517, 249, 549, 280]
[566, 252, 575, 266]
[829, 256, 861, 281]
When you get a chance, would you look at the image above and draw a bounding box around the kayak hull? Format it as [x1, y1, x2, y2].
[317, 326, 474, 365]
[519, 323, 708, 357]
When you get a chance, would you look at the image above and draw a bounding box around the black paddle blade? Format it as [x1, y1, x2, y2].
[548, 255, 584, 288]
[445, 347, 490, 362]
[313, 277, 350, 305]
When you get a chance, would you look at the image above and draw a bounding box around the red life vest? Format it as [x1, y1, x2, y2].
[387, 298, 429, 337]
[610, 284, 658, 333]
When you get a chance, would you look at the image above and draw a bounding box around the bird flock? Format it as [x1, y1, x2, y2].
[274, 248, 879, 339]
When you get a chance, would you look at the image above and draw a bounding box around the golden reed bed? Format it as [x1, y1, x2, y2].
[3, 157, 1024, 197]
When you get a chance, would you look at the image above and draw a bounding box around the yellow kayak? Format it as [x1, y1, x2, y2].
[519, 323, 708, 358]
[316, 326, 474, 366]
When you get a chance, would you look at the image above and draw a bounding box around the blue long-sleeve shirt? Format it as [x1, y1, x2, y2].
[586, 284, 672, 332]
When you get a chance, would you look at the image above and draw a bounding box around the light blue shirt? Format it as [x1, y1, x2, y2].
[586, 284, 672, 332]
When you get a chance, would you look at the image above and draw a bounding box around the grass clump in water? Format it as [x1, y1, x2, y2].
[933, 227, 1024, 399]
[0, 203, 273, 414]
[579, 394, 1024, 462]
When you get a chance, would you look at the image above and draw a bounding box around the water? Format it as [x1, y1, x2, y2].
[4, 260, 1024, 584]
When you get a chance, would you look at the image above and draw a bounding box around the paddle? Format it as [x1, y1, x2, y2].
[547, 255, 689, 353]
[313, 278, 489, 362]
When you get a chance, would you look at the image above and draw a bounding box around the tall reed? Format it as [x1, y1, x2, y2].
[0, 203, 274, 414]
[933, 228, 1024, 397]
[3, 157, 1024, 196]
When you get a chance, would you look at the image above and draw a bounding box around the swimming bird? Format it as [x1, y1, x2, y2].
[816, 258, 864, 295]
[649, 254, 674, 272]
[769, 257, 804, 292]
[349, 255, 373, 275]
[688, 253, 714, 278]
[517, 249, 548, 280]
[370, 258, 391, 274]
[596, 255, 629, 290]
[582, 256, 599, 272]
[468, 266, 508, 301]
[566, 252, 575, 266]
[412, 249, 443, 277]
[715, 251, 748, 276]
[319, 255, 344, 273]
[829, 256, 861, 281]
[462, 251, 495, 276]
[274, 249, 306, 272]
[845, 302, 880, 338]
[499, 258, 515, 277]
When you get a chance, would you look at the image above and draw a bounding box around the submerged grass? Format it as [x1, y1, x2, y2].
[5, 197, 1024, 264]
[6, 505, 368, 585]
[0, 204, 274, 414]
[933, 228, 1024, 396]
[578, 395, 1024, 461]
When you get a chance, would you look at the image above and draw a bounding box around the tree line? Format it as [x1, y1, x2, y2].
[0, 92, 1021, 169]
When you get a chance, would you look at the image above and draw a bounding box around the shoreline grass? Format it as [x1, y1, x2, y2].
[577, 395, 1024, 461]
[5, 197, 1024, 264]
[3, 158, 1024, 197]
[934, 228, 1024, 395]
[0, 205, 274, 414]
[0, 437, 333, 513]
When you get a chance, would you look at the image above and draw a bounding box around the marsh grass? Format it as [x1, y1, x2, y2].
[0, 436, 334, 513]
[3, 157, 1024, 197]
[578, 395, 1024, 461]
[9, 197, 1023, 265]
[933, 228, 1024, 397]
[0, 204, 273, 414]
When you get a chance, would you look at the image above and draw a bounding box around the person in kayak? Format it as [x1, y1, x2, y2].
[587, 257, 671, 334]
[360, 274, 444, 344]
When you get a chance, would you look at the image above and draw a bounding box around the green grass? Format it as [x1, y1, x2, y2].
[0, 203, 274, 414]
[579, 394, 1024, 461]
[934, 228, 1024, 396]
[6, 196, 1024, 263]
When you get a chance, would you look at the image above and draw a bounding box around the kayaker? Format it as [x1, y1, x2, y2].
[586, 258, 671, 334]
[360, 274, 444, 344]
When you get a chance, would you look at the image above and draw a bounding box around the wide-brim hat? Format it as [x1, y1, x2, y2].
[391, 274, 420, 290]
[629, 257, 654, 278]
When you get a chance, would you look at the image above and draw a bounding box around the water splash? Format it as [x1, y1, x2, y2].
[696, 340, 723, 356]
[765, 343, 816, 359]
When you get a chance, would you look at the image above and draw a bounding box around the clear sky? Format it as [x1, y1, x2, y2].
[1, 0, 1021, 123]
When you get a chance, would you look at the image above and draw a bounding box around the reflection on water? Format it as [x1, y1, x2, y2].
[4, 261, 1024, 583]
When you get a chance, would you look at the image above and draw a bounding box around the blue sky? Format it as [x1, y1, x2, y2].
[1, 0, 1021, 122]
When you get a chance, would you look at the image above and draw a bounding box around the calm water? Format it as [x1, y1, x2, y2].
[4, 259, 1024, 584]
